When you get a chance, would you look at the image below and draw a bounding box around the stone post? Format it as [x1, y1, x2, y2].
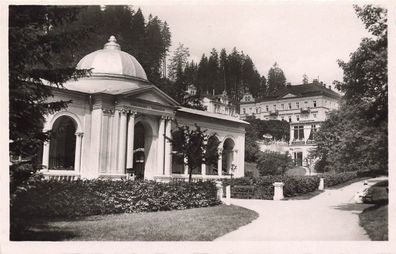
[318, 178, 324, 190]
[215, 181, 223, 200]
[225, 185, 231, 205]
[273, 182, 285, 200]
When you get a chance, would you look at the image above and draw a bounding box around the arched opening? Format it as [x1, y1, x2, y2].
[222, 138, 235, 175]
[206, 136, 220, 175]
[133, 121, 153, 180]
[49, 116, 77, 170]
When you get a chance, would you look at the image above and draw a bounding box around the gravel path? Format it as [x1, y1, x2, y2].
[215, 177, 387, 241]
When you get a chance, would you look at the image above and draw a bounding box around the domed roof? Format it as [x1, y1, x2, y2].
[77, 36, 147, 81]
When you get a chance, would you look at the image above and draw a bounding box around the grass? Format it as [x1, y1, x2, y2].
[359, 205, 388, 240]
[15, 205, 258, 241]
[358, 180, 388, 241]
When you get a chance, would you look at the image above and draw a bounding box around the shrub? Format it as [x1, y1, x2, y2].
[222, 171, 361, 199]
[222, 175, 320, 199]
[256, 151, 293, 176]
[10, 179, 221, 230]
[320, 171, 358, 187]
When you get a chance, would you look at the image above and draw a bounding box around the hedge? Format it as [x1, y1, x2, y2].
[11, 179, 221, 221]
[222, 172, 360, 199]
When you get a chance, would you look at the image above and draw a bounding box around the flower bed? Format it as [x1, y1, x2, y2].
[11, 179, 221, 221]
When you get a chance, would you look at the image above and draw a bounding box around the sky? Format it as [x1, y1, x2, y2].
[133, 1, 371, 87]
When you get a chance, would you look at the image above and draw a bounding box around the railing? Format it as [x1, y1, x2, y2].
[291, 139, 316, 145]
[41, 170, 81, 181]
[300, 107, 310, 113]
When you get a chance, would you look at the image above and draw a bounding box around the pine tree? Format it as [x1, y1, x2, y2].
[267, 62, 287, 95]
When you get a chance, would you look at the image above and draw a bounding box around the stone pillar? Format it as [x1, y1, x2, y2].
[110, 110, 120, 172]
[164, 117, 172, 176]
[216, 181, 223, 199]
[183, 157, 188, 176]
[157, 116, 166, 174]
[318, 178, 324, 190]
[218, 148, 223, 177]
[225, 185, 231, 205]
[273, 182, 285, 200]
[74, 132, 84, 172]
[42, 141, 50, 170]
[126, 111, 136, 169]
[117, 110, 128, 174]
[201, 139, 207, 176]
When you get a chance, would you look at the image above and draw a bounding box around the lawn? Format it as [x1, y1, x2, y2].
[16, 205, 258, 241]
[359, 180, 388, 240]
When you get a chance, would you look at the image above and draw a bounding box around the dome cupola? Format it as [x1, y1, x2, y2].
[76, 35, 147, 81]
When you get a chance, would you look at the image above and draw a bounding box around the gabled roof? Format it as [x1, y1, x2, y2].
[121, 85, 180, 107]
[244, 83, 341, 104]
[276, 83, 341, 100]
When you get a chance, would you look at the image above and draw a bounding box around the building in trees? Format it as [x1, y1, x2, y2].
[40, 36, 247, 181]
[240, 81, 341, 169]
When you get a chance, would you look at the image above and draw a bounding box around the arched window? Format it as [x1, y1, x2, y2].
[206, 136, 220, 175]
[49, 116, 77, 170]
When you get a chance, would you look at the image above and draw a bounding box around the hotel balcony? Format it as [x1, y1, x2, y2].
[290, 139, 316, 145]
[300, 107, 310, 114]
[269, 110, 278, 116]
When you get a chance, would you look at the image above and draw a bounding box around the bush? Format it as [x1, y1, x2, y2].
[222, 175, 320, 199]
[222, 171, 362, 199]
[320, 171, 358, 187]
[256, 151, 293, 176]
[10, 179, 221, 232]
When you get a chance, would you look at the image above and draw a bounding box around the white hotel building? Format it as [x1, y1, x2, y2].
[240, 82, 341, 168]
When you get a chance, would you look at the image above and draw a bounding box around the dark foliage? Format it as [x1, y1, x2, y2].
[222, 172, 360, 199]
[10, 179, 220, 235]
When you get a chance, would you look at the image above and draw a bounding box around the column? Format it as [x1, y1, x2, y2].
[110, 110, 120, 172]
[183, 157, 188, 176]
[117, 110, 128, 174]
[232, 149, 238, 175]
[74, 132, 83, 172]
[201, 140, 207, 176]
[42, 141, 50, 170]
[217, 148, 223, 177]
[164, 117, 172, 176]
[126, 111, 136, 169]
[157, 116, 166, 174]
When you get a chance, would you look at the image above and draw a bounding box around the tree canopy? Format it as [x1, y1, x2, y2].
[9, 6, 90, 160]
[313, 5, 387, 174]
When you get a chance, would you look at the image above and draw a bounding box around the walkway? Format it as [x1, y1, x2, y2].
[216, 177, 387, 241]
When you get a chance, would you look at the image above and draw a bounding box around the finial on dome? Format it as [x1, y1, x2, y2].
[104, 35, 121, 50]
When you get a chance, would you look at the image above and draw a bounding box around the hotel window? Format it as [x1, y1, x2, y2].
[313, 101, 317, 107]
[242, 108, 246, 114]
[288, 103, 292, 109]
[281, 116, 284, 121]
[288, 116, 292, 122]
[294, 125, 304, 140]
[313, 113, 317, 118]
[273, 104, 276, 110]
[309, 125, 317, 140]
[266, 105, 269, 112]
[256, 108, 260, 114]
[281, 104, 284, 110]
[296, 115, 300, 121]
[296, 102, 300, 108]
